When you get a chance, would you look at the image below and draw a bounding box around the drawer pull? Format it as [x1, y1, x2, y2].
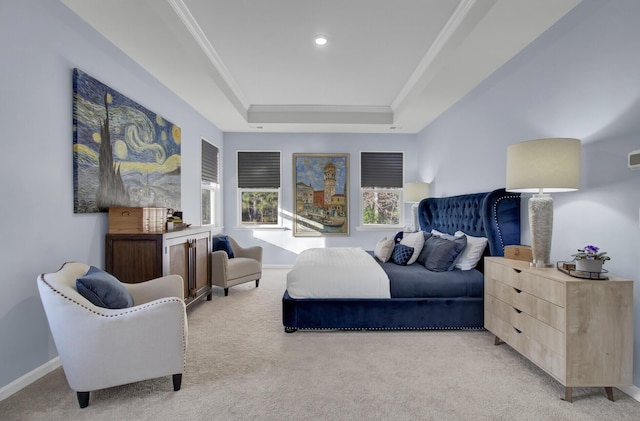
[513, 308, 522, 314]
[514, 327, 522, 334]
[513, 288, 522, 294]
[512, 268, 522, 274]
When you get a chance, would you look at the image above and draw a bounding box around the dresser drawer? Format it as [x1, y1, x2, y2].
[485, 261, 564, 307]
[485, 310, 565, 382]
[485, 277, 565, 332]
[485, 294, 564, 356]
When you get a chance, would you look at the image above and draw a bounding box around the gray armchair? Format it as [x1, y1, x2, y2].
[211, 235, 262, 296]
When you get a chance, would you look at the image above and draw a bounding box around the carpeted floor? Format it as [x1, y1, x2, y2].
[1, 268, 639, 420]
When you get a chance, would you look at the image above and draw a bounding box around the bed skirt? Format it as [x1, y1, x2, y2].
[282, 290, 483, 332]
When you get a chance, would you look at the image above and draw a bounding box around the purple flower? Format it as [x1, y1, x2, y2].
[572, 244, 610, 261]
[583, 245, 599, 255]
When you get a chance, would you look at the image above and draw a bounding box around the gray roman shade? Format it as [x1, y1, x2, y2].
[238, 151, 281, 188]
[360, 152, 403, 188]
[202, 140, 219, 184]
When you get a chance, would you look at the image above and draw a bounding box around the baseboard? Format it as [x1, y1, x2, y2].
[0, 357, 61, 401]
[619, 384, 640, 402]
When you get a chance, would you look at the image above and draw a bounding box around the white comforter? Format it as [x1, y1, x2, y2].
[286, 247, 391, 299]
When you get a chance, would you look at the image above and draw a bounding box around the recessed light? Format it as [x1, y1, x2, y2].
[313, 34, 329, 46]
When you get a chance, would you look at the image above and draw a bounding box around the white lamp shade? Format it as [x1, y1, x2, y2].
[506, 138, 581, 193]
[404, 182, 430, 203]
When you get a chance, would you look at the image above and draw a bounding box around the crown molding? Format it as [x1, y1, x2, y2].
[168, 0, 249, 111]
[392, 0, 481, 111]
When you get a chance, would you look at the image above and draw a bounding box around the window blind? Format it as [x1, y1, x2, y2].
[201, 140, 219, 184]
[360, 152, 403, 188]
[238, 151, 281, 188]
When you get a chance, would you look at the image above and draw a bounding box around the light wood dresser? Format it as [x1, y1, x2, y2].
[484, 257, 633, 402]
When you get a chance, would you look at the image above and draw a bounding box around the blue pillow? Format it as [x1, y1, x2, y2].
[392, 244, 414, 266]
[422, 235, 467, 272]
[212, 235, 234, 258]
[76, 266, 134, 309]
[415, 233, 433, 265]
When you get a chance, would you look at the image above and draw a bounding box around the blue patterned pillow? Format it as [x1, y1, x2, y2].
[392, 244, 414, 266]
[76, 266, 134, 309]
[212, 235, 234, 258]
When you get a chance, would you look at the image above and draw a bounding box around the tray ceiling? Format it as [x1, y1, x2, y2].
[61, 0, 581, 133]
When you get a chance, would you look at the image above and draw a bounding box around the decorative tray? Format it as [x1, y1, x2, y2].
[556, 261, 608, 280]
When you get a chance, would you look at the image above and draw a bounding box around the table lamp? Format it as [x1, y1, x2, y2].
[506, 138, 581, 267]
[404, 182, 430, 232]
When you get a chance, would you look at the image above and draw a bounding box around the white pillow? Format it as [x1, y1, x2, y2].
[454, 230, 488, 270]
[431, 229, 460, 238]
[431, 229, 461, 240]
[374, 237, 395, 263]
[400, 231, 425, 265]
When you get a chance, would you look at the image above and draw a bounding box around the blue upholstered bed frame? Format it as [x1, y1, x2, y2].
[282, 188, 521, 332]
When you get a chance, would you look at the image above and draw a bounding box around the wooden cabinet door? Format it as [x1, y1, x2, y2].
[166, 238, 189, 299]
[105, 234, 163, 283]
[193, 234, 210, 293]
[165, 231, 211, 300]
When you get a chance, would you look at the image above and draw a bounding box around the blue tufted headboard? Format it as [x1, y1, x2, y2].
[417, 188, 521, 257]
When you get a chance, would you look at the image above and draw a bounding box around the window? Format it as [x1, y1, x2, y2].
[237, 151, 281, 227]
[360, 151, 403, 227]
[201, 139, 220, 226]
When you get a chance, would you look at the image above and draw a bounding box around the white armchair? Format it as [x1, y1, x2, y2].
[211, 235, 262, 296]
[37, 262, 188, 408]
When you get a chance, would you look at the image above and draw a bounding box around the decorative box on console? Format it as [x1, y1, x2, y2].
[108, 207, 167, 233]
[504, 245, 532, 262]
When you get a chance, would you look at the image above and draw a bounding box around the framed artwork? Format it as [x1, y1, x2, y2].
[293, 153, 349, 236]
[72, 68, 181, 213]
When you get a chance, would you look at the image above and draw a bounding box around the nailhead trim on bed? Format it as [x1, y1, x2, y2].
[284, 326, 485, 331]
[492, 194, 520, 253]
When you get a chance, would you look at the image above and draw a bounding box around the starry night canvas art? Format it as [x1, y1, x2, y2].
[73, 68, 181, 213]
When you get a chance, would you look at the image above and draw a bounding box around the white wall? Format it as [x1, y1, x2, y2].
[417, 0, 640, 387]
[222, 133, 419, 265]
[0, 0, 222, 390]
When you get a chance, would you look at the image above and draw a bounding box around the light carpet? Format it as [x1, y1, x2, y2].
[1, 268, 639, 420]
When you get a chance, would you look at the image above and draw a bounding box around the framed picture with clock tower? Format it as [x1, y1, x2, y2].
[293, 153, 349, 237]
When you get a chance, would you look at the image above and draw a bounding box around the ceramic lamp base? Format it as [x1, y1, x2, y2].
[529, 193, 554, 268]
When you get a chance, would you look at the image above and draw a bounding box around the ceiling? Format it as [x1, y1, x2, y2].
[61, 0, 582, 134]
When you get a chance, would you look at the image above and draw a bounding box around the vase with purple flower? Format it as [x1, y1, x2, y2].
[571, 245, 610, 273]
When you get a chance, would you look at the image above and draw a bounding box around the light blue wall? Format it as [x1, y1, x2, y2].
[417, 0, 640, 387]
[222, 133, 419, 265]
[0, 0, 222, 390]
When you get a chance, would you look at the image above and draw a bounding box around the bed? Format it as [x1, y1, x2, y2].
[282, 188, 521, 332]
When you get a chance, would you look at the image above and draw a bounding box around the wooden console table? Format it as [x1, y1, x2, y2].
[105, 226, 212, 307]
